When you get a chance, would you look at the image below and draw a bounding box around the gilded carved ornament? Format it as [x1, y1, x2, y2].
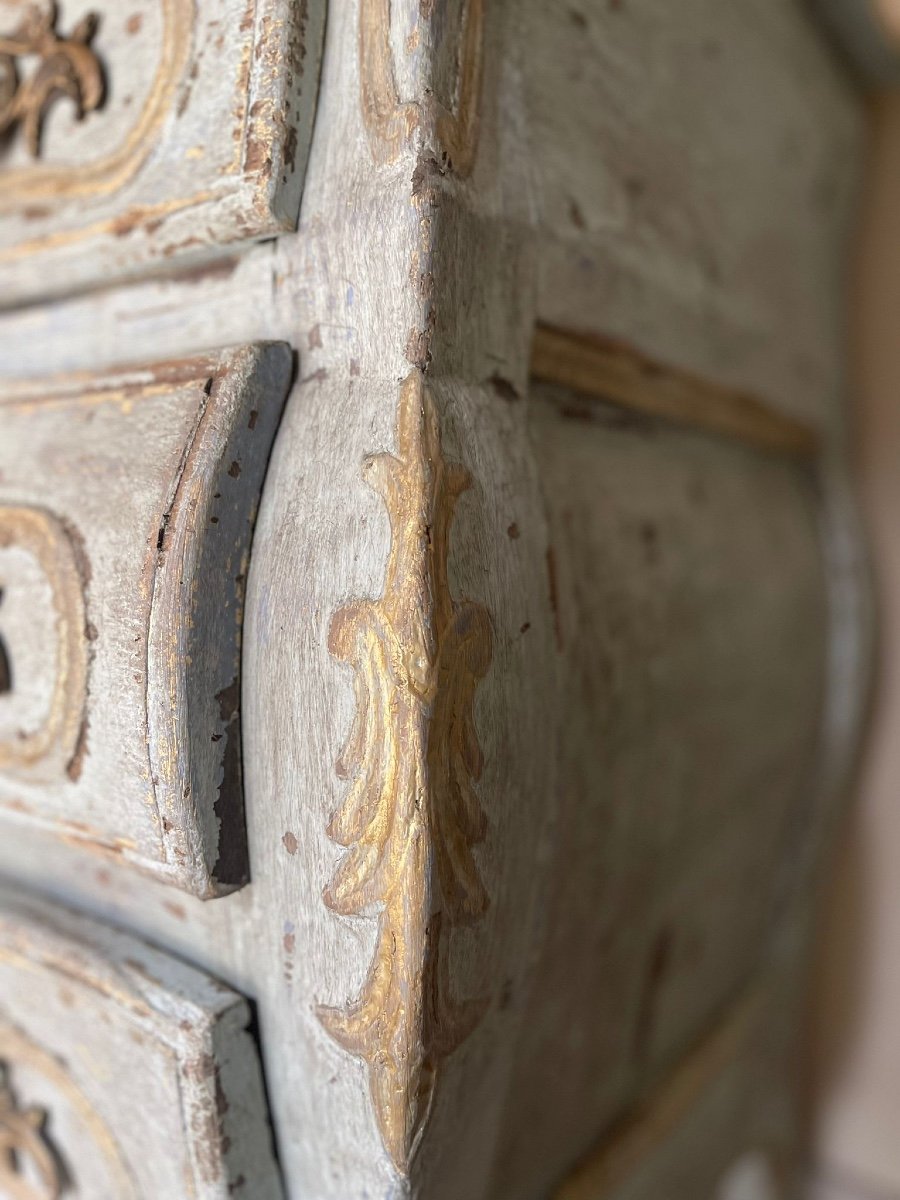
[318, 372, 493, 1172]
[0, 1068, 63, 1200]
[359, 0, 484, 175]
[0, 2, 104, 157]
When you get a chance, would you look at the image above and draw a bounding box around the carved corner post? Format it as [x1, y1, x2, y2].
[316, 371, 494, 1171]
[241, 0, 553, 1195]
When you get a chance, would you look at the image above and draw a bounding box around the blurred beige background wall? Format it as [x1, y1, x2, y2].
[813, 67, 900, 1199]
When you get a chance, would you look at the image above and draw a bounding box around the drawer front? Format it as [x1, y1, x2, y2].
[0, 891, 282, 1198]
[555, 984, 795, 1200]
[492, 368, 826, 1198]
[0, 342, 292, 897]
[0, 0, 323, 307]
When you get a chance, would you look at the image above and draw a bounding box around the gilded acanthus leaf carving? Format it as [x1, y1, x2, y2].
[318, 371, 493, 1172]
[0, 2, 104, 158]
[0, 1068, 63, 1200]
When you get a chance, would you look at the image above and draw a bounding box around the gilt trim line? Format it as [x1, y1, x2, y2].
[0, 505, 88, 777]
[318, 371, 493, 1172]
[531, 324, 819, 460]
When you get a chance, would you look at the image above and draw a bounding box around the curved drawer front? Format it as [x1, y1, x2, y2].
[0, 0, 322, 307]
[492, 372, 828, 1199]
[0, 891, 282, 1199]
[0, 343, 293, 897]
[555, 983, 796, 1200]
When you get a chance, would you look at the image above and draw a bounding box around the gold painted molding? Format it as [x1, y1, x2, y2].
[359, 0, 484, 175]
[0, 506, 88, 779]
[318, 371, 493, 1172]
[531, 324, 819, 460]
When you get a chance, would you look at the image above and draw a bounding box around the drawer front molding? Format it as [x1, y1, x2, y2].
[0, 892, 283, 1198]
[318, 371, 493, 1172]
[0, 343, 292, 897]
[530, 325, 819, 460]
[0, 2, 104, 159]
[0, 0, 324, 306]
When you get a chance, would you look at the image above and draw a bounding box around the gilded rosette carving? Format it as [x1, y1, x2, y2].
[318, 371, 493, 1171]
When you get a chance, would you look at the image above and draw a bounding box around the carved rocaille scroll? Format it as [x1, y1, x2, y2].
[0, 1071, 62, 1200]
[359, 0, 483, 175]
[318, 371, 493, 1172]
[0, 2, 104, 157]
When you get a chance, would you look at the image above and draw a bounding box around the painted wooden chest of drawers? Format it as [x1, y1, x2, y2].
[0, 1, 870, 1197]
